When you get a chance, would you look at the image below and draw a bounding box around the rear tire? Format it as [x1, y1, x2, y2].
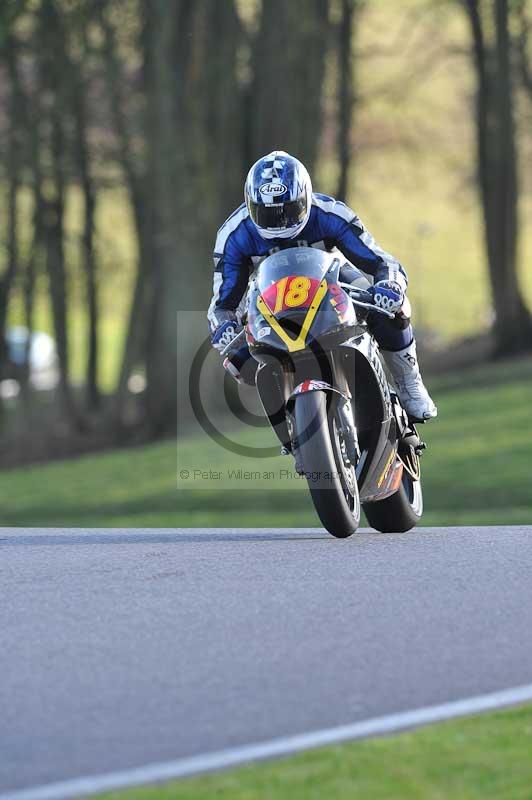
[293, 391, 360, 538]
[363, 470, 422, 533]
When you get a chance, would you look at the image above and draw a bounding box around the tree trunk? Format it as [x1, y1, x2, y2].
[464, 0, 532, 354]
[142, 0, 184, 435]
[202, 0, 246, 222]
[250, 0, 330, 170]
[336, 0, 357, 202]
[38, 0, 80, 427]
[72, 29, 100, 411]
[0, 35, 22, 369]
[515, 0, 532, 97]
[98, 6, 152, 424]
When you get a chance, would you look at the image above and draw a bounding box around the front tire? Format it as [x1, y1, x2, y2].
[293, 391, 360, 538]
[363, 469, 423, 533]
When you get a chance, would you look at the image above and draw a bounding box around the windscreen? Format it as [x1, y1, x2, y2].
[256, 248, 335, 294]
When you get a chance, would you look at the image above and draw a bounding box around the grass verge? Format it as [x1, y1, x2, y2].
[97, 704, 532, 800]
[1, 354, 531, 528]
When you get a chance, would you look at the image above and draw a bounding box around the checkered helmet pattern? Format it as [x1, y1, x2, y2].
[244, 151, 312, 240]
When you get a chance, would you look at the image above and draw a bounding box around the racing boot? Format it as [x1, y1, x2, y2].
[382, 340, 437, 421]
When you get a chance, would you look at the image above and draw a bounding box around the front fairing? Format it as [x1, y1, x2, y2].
[247, 248, 361, 358]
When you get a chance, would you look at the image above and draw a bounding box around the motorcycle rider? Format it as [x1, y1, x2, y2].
[208, 151, 437, 421]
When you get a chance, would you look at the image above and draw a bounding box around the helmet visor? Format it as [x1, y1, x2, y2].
[249, 199, 307, 231]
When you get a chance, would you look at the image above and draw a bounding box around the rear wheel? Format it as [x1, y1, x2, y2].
[363, 466, 423, 533]
[293, 391, 360, 538]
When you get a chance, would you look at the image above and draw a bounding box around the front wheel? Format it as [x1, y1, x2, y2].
[363, 468, 423, 533]
[293, 391, 360, 538]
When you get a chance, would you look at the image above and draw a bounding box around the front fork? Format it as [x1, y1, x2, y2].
[335, 396, 360, 466]
[330, 351, 359, 467]
[284, 352, 360, 472]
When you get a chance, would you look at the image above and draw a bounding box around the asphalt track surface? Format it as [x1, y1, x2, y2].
[2, 526, 532, 798]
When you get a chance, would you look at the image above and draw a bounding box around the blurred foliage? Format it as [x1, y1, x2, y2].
[0, 0, 531, 450]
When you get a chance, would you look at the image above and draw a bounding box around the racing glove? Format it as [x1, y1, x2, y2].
[369, 280, 405, 314]
[211, 311, 243, 355]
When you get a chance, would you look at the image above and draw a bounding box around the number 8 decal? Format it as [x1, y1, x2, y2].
[285, 276, 311, 308]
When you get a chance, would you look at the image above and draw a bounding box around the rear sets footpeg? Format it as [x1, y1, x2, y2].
[415, 440, 427, 456]
[398, 425, 426, 480]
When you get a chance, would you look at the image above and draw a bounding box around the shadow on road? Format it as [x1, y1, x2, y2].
[0, 530, 336, 546]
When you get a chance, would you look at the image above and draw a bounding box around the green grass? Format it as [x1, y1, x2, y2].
[1, 354, 531, 529]
[97, 705, 532, 799]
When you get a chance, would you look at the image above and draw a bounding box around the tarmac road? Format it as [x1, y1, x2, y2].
[1, 526, 532, 797]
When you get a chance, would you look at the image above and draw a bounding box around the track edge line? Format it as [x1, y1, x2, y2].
[4, 682, 532, 800]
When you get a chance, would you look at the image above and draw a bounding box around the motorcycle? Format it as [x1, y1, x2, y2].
[223, 247, 427, 538]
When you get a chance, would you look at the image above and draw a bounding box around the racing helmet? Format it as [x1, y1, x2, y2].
[244, 151, 312, 240]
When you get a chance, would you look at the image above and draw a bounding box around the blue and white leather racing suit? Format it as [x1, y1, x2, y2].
[208, 193, 413, 372]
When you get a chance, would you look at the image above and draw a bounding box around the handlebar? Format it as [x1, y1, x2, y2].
[338, 283, 396, 320]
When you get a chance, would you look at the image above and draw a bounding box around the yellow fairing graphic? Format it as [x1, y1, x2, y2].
[256, 279, 328, 353]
